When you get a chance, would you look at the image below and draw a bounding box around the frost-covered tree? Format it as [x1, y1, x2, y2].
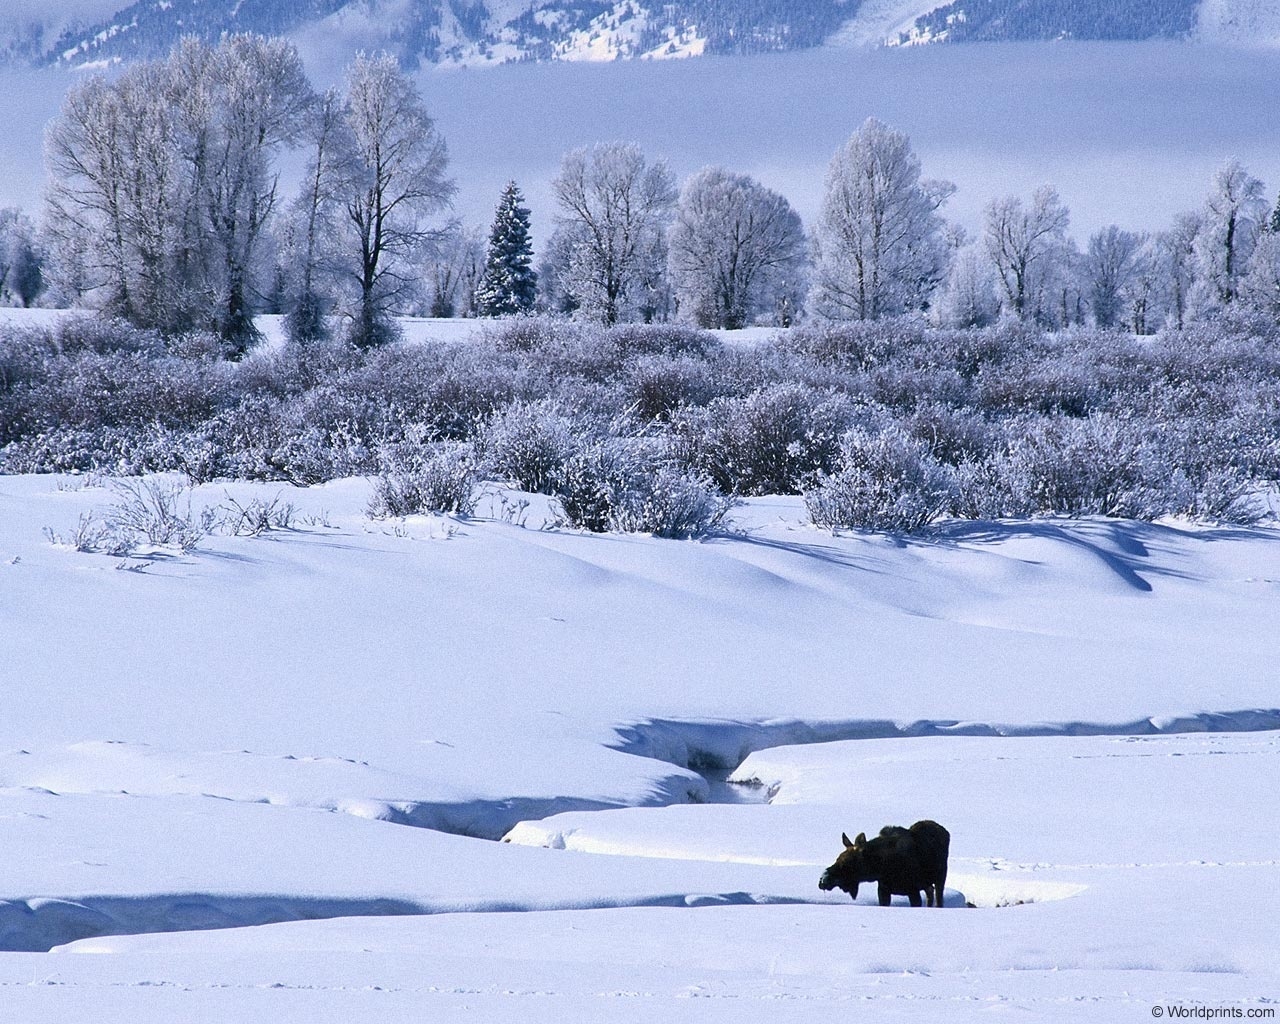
[811, 118, 954, 321]
[1085, 225, 1142, 328]
[982, 185, 1071, 323]
[1239, 231, 1280, 318]
[933, 244, 998, 328]
[475, 182, 537, 317]
[423, 224, 485, 319]
[0, 209, 43, 307]
[1122, 236, 1165, 335]
[549, 142, 676, 325]
[172, 36, 314, 353]
[336, 53, 454, 347]
[1158, 212, 1200, 331]
[282, 88, 345, 347]
[667, 166, 806, 330]
[44, 35, 313, 351]
[46, 60, 189, 332]
[1191, 159, 1267, 312]
[1268, 191, 1280, 235]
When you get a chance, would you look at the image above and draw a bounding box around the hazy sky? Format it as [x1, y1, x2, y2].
[4, 40, 1280, 246]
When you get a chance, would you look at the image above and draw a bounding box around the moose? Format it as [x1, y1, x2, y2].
[818, 820, 950, 907]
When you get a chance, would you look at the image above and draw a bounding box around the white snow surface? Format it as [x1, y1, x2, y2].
[1, 460, 1279, 1018]
[830, 0, 953, 48]
[1198, 0, 1280, 46]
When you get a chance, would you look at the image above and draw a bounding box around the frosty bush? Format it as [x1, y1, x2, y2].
[998, 415, 1165, 519]
[4, 308, 1279, 528]
[805, 428, 955, 533]
[552, 438, 653, 533]
[48, 476, 204, 553]
[478, 400, 580, 494]
[211, 492, 299, 535]
[625, 353, 723, 421]
[552, 438, 733, 538]
[368, 442, 482, 517]
[609, 466, 735, 538]
[671, 383, 860, 495]
[105, 477, 204, 549]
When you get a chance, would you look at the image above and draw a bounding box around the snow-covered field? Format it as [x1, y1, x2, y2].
[2, 464, 1278, 1019]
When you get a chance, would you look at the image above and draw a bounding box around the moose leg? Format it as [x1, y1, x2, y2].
[878, 882, 892, 907]
[908, 890, 923, 908]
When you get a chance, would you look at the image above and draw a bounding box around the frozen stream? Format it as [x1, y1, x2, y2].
[5, 712, 1278, 951]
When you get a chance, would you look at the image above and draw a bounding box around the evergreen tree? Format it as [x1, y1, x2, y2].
[476, 182, 537, 317]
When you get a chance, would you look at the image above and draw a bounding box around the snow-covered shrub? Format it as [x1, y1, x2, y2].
[608, 465, 735, 539]
[624, 353, 722, 421]
[605, 323, 718, 360]
[778, 320, 909, 371]
[974, 348, 1101, 417]
[1000, 415, 1167, 518]
[805, 427, 955, 533]
[478, 400, 581, 494]
[487, 315, 571, 353]
[951, 455, 1036, 521]
[368, 442, 481, 517]
[552, 438, 653, 533]
[52, 317, 164, 357]
[904, 401, 996, 465]
[1177, 467, 1264, 525]
[211, 493, 299, 535]
[105, 476, 203, 550]
[552, 437, 732, 538]
[670, 383, 860, 495]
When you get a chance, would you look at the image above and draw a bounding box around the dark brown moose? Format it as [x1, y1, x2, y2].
[818, 820, 950, 907]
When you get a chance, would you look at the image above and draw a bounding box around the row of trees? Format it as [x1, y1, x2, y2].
[44, 36, 452, 353]
[33, 33, 1280, 345]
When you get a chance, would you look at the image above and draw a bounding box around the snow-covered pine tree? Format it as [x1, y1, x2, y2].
[476, 182, 537, 317]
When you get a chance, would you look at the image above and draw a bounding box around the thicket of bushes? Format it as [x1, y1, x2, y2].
[4, 313, 1278, 534]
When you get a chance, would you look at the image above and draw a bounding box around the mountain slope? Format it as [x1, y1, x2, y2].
[5, 0, 1269, 67]
[893, 0, 1199, 45]
[45, 0, 857, 68]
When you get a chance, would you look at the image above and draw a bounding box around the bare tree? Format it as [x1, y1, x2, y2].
[811, 118, 954, 321]
[550, 142, 676, 325]
[336, 54, 455, 347]
[983, 185, 1071, 322]
[668, 166, 806, 330]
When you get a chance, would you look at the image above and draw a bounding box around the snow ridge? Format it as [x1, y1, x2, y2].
[614, 708, 1280, 777]
[0, 890, 808, 953]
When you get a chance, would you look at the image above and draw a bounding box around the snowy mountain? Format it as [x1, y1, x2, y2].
[1, 0, 1271, 67]
[37, 0, 855, 68]
[890, 0, 1200, 46]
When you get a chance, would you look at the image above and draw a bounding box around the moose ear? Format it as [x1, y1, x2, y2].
[855, 832, 867, 847]
[841, 832, 854, 848]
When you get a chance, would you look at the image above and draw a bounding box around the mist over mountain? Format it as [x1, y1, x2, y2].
[4, 0, 1270, 69]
